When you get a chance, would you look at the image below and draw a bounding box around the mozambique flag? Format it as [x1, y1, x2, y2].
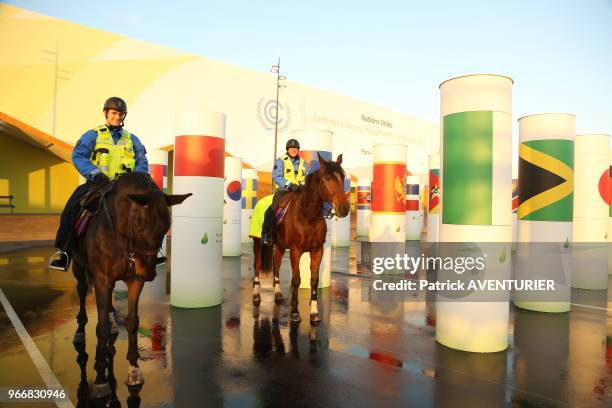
[442, 110, 511, 225]
[242, 178, 258, 209]
[511, 179, 518, 213]
[429, 169, 440, 214]
[518, 140, 574, 221]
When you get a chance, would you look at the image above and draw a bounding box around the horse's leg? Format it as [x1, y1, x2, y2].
[289, 247, 302, 323]
[273, 245, 286, 307]
[252, 237, 261, 306]
[72, 262, 88, 344]
[273, 244, 283, 305]
[91, 277, 112, 398]
[309, 246, 323, 325]
[125, 279, 145, 386]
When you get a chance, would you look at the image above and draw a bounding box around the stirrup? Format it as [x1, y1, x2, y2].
[261, 233, 274, 246]
[49, 250, 70, 271]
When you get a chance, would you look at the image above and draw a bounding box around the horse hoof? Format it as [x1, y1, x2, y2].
[274, 293, 284, 304]
[126, 365, 144, 386]
[90, 382, 111, 398]
[290, 312, 301, 322]
[310, 313, 321, 326]
[73, 332, 86, 344]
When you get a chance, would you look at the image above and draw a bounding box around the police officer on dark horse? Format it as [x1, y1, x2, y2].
[49, 97, 164, 270]
[48, 97, 191, 395]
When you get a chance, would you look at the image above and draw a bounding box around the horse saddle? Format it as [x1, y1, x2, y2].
[274, 193, 295, 225]
[74, 183, 114, 237]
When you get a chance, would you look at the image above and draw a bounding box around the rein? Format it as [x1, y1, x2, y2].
[296, 172, 345, 220]
[101, 187, 159, 268]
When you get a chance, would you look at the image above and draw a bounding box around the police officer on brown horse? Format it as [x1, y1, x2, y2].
[49, 97, 160, 270]
[260, 138, 311, 245]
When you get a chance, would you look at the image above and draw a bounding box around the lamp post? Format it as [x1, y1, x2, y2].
[41, 40, 71, 137]
[270, 57, 286, 190]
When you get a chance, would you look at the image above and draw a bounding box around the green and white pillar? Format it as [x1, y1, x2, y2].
[572, 133, 610, 289]
[436, 74, 513, 353]
[515, 113, 575, 313]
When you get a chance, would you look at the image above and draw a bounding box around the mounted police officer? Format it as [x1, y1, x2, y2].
[49, 97, 151, 271]
[260, 138, 311, 245]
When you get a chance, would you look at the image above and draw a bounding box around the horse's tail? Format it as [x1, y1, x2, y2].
[253, 237, 273, 278]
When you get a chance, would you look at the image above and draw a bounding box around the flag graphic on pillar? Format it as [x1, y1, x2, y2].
[226, 180, 242, 201]
[357, 185, 371, 210]
[406, 182, 420, 211]
[148, 164, 167, 191]
[299, 150, 332, 171]
[429, 169, 440, 214]
[598, 167, 611, 212]
[242, 178, 258, 209]
[518, 140, 574, 221]
[442, 110, 511, 225]
[372, 163, 405, 213]
[512, 179, 518, 213]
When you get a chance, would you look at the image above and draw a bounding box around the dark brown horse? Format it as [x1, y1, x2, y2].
[252, 153, 350, 324]
[71, 172, 191, 397]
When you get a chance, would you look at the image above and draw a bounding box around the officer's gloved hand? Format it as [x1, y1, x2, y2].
[92, 173, 110, 186]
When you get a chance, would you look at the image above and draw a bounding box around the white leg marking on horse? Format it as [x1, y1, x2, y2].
[127, 365, 144, 385]
[253, 284, 260, 296]
[310, 300, 318, 315]
[274, 282, 281, 294]
[109, 312, 118, 334]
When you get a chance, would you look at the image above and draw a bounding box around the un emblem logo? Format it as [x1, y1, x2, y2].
[257, 98, 291, 132]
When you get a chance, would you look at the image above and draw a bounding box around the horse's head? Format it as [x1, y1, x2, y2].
[114, 173, 191, 278]
[316, 152, 350, 218]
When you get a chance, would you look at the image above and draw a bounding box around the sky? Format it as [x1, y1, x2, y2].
[4, 0, 612, 138]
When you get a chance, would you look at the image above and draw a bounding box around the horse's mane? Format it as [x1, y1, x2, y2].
[303, 159, 345, 190]
[114, 172, 157, 192]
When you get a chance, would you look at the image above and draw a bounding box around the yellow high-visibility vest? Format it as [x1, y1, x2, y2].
[91, 125, 135, 180]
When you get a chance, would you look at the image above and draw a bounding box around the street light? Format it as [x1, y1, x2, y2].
[270, 57, 287, 190]
[41, 40, 71, 137]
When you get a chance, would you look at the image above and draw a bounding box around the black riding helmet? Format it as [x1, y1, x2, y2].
[103, 97, 127, 127]
[286, 139, 300, 150]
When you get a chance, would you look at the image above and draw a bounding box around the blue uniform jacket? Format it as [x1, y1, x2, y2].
[272, 155, 311, 190]
[72, 127, 148, 181]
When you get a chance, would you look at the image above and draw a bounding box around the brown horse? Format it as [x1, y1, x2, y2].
[252, 153, 350, 324]
[71, 172, 191, 397]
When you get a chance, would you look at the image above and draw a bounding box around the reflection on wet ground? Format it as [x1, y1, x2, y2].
[0, 242, 611, 407]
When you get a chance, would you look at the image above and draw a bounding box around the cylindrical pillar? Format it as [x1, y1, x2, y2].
[294, 129, 333, 288]
[427, 154, 440, 243]
[369, 144, 407, 242]
[223, 156, 242, 256]
[405, 175, 423, 240]
[171, 110, 225, 308]
[572, 133, 610, 289]
[356, 178, 371, 237]
[515, 113, 575, 312]
[148, 149, 168, 255]
[436, 74, 513, 353]
[332, 171, 351, 247]
[241, 168, 258, 244]
[608, 148, 612, 274]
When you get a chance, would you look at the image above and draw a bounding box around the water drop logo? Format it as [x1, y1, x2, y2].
[201, 233, 208, 245]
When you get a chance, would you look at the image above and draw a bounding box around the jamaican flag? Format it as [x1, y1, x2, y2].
[518, 140, 574, 221]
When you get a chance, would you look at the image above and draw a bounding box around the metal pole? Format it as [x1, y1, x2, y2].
[272, 57, 280, 187]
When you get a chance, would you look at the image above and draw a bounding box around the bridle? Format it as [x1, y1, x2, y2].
[101, 192, 159, 269]
[297, 171, 347, 220]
